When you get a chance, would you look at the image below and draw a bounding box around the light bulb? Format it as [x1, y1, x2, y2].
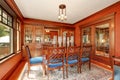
[58, 16, 61, 19]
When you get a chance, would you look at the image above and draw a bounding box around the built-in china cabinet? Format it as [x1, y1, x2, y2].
[24, 24, 75, 57]
[81, 14, 114, 66]
[25, 25, 44, 44]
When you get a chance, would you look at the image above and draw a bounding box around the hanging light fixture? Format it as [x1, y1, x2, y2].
[58, 4, 67, 21]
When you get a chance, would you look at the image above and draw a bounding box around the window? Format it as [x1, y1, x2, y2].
[0, 7, 13, 27]
[0, 6, 13, 60]
[0, 23, 13, 59]
[16, 21, 21, 51]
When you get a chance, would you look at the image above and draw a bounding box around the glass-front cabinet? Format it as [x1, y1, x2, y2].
[25, 25, 33, 43]
[24, 25, 44, 44]
[62, 28, 74, 47]
[95, 23, 109, 57]
[82, 27, 91, 45]
[80, 15, 114, 65]
[35, 26, 44, 43]
[24, 25, 75, 57]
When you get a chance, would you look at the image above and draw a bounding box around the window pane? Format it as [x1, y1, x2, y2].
[8, 21, 12, 26]
[0, 8, 1, 21]
[0, 8, 1, 15]
[0, 23, 13, 59]
[0, 16, 1, 21]
[8, 16, 12, 22]
[17, 21, 21, 51]
[17, 31, 20, 51]
[2, 18, 7, 24]
[3, 11, 7, 19]
[16, 22, 19, 30]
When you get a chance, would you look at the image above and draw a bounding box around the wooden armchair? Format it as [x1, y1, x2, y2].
[25, 45, 45, 77]
[46, 47, 66, 79]
[80, 44, 92, 72]
[66, 46, 80, 78]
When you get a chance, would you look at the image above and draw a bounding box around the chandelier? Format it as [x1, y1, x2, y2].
[58, 4, 67, 21]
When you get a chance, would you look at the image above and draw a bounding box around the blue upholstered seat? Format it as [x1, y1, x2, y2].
[48, 62, 63, 68]
[68, 59, 78, 64]
[114, 65, 120, 80]
[30, 57, 43, 64]
[81, 57, 89, 62]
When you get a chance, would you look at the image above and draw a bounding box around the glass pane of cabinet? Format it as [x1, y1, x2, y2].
[95, 23, 109, 57]
[62, 30, 74, 47]
[82, 27, 91, 45]
[35, 26, 44, 43]
[44, 28, 58, 45]
[25, 26, 33, 43]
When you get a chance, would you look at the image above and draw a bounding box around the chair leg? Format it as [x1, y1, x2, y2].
[66, 65, 68, 78]
[42, 63, 46, 77]
[27, 65, 30, 77]
[46, 68, 50, 80]
[79, 63, 82, 73]
[89, 61, 91, 70]
[46, 70, 49, 80]
[77, 63, 79, 73]
[63, 67, 65, 79]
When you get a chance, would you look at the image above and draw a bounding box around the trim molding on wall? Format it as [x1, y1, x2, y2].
[5, 0, 23, 21]
[24, 18, 73, 27]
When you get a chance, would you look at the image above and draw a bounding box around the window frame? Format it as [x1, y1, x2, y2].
[16, 20, 21, 52]
[0, 5, 14, 61]
[0, 5, 13, 27]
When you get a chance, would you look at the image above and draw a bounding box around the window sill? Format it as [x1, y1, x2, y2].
[0, 54, 15, 64]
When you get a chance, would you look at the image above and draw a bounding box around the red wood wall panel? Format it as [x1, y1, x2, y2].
[115, 11, 120, 56]
[74, 1, 120, 56]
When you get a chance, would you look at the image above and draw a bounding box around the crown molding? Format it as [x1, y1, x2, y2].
[5, 0, 24, 21]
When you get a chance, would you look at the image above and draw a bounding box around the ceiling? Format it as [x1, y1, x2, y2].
[14, 0, 119, 24]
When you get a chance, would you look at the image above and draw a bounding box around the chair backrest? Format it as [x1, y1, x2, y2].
[66, 46, 80, 61]
[81, 44, 92, 58]
[47, 47, 66, 64]
[25, 45, 32, 58]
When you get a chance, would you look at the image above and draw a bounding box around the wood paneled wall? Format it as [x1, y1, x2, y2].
[74, 1, 120, 56]
[2, 0, 120, 79]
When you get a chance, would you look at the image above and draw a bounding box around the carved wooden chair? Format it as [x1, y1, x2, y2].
[46, 47, 66, 79]
[66, 46, 80, 78]
[25, 45, 45, 77]
[79, 44, 92, 73]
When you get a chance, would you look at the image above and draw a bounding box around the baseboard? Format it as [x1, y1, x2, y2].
[91, 59, 113, 71]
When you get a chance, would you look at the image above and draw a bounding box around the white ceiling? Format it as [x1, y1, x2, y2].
[14, 0, 119, 24]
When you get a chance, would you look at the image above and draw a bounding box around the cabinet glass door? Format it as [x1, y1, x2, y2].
[82, 27, 91, 45]
[35, 26, 44, 43]
[95, 23, 109, 57]
[25, 26, 33, 43]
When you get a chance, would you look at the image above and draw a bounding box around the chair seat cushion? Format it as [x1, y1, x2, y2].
[30, 57, 43, 64]
[68, 59, 78, 64]
[81, 57, 89, 62]
[48, 62, 63, 68]
[114, 65, 120, 80]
